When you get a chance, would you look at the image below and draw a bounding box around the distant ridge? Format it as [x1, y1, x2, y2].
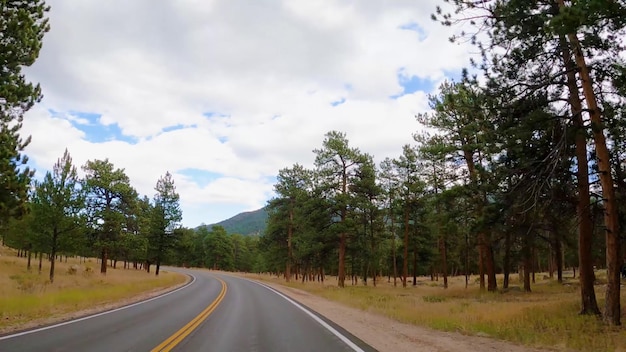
[198, 207, 268, 236]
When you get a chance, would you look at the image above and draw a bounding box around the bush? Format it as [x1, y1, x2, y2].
[67, 265, 79, 275]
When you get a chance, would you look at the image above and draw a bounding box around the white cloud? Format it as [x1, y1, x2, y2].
[21, 0, 476, 226]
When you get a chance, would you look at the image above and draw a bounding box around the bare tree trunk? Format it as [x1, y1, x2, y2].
[412, 245, 417, 286]
[50, 228, 58, 283]
[100, 247, 107, 274]
[27, 250, 32, 271]
[503, 231, 511, 289]
[548, 245, 554, 279]
[555, 238, 563, 283]
[392, 227, 397, 287]
[556, 30, 600, 316]
[441, 237, 448, 289]
[523, 256, 532, 293]
[402, 207, 409, 288]
[338, 232, 346, 288]
[569, 32, 620, 325]
[553, 0, 619, 324]
[463, 148, 495, 291]
[286, 202, 293, 283]
[485, 242, 497, 291]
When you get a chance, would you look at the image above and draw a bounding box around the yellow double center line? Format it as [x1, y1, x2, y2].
[151, 277, 227, 352]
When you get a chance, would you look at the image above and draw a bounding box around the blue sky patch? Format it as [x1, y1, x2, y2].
[162, 124, 190, 133]
[55, 110, 138, 144]
[399, 22, 427, 41]
[178, 168, 223, 187]
[391, 71, 436, 99]
[330, 97, 346, 106]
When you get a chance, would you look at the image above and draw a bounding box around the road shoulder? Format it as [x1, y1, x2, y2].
[257, 281, 552, 352]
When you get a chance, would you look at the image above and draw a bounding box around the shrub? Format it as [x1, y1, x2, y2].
[67, 265, 79, 275]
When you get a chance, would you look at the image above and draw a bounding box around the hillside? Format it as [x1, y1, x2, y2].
[199, 207, 268, 236]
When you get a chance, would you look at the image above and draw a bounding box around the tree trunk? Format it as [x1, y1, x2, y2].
[27, 250, 32, 271]
[50, 228, 58, 283]
[100, 247, 108, 274]
[412, 245, 417, 286]
[554, 0, 620, 325]
[402, 207, 409, 288]
[38, 252, 43, 274]
[392, 225, 397, 287]
[524, 254, 532, 293]
[503, 230, 511, 289]
[286, 203, 293, 283]
[532, 248, 536, 284]
[156, 258, 161, 276]
[441, 237, 448, 289]
[463, 149, 496, 291]
[548, 245, 554, 279]
[569, 32, 620, 325]
[485, 242, 497, 291]
[555, 237, 563, 284]
[465, 231, 470, 289]
[338, 232, 346, 287]
[557, 30, 600, 316]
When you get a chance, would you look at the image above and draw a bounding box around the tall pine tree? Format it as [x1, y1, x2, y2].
[0, 1, 50, 244]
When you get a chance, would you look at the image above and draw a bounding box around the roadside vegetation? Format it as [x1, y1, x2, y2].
[244, 271, 626, 352]
[0, 246, 186, 332]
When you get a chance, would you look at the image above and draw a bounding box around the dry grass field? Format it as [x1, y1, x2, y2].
[242, 271, 626, 352]
[0, 245, 187, 332]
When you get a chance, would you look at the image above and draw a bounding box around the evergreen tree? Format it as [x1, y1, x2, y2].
[0, 1, 50, 244]
[30, 149, 85, 283]
[82, 159, 137, 274]
[313, 131, 365, 287]
[150, 172, 182, 276]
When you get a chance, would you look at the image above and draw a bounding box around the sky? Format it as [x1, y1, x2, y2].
[21, 0, 474, 228]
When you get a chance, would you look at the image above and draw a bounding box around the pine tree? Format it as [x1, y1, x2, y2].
[0, 1, 50, 244]
[82, 159, 137, 274]
[31, 149, 84, 282]
[313, 131, 364, 287]
[150, 172, 182, 276]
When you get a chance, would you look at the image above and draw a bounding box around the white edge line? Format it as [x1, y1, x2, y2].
[250, 280, 365, 352]
[0, 273, 196, 341]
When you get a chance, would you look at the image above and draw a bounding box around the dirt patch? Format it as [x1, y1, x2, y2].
[260, 281, 555, 352]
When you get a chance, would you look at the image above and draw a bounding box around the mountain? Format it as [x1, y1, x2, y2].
[198, 207, 268, 236]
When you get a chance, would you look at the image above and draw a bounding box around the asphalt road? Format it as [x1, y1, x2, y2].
[0, 269, 376, 352]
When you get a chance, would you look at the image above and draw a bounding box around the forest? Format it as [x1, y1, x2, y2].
[257, 0, 626, 327]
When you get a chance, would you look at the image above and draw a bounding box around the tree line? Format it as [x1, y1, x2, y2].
[3, 151, 184, 280]
[259, 0, 626, 327]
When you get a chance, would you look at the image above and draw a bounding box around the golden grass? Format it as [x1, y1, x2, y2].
[0, 246, 187, 330]
[242, 272, 626, 352]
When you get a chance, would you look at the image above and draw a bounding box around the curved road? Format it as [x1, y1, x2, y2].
[0, 269, 375, 352]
